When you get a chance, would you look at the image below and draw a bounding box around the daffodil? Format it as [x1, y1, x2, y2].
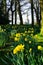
[34, 35, 38, 38]
[16, 33, 21, 37]
[13, 44, 24, 54]
[35, 35, 38, 37]
[0, 29, 3, 32]
[28, 30, 30, 33]
[37, 45, 43, 50]
[29, 41, 31, 44]
[25, 31, 27, 33]
[25, 38, 28, 41]
[29, 48, 32, 52]
[14, 37, 20, 41]
[31, 34, 33, 36]
[23, 33, 26, 36]
[21, 33, 23, 35]
[32, 31, 34, 33]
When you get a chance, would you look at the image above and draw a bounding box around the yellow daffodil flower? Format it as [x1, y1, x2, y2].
[23, 33, 26, 36]
[32, 31, 34, 33]
[31, 34, 33, 36]
[16, 33, 21, 37]
[37, 45, 43, 50]
[25, 31, 27, 33]
[28, 30, 30, 33]
[29, 41, 31, 44]
[25, 38, 28, 41]
[21, 33, 23, 35]
[13, 44, 24, 54]
[14, 37, 20, 41]
[29, 48, 32, 52]
[35, 35, 38, 37]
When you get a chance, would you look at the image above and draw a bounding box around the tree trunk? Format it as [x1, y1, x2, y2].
[31, 0, 34, 27]
[2, 0, 6, 14]
[10, 0, 13, 25]
[35, 1, 41, 27]
[17, 0, 23, 25]
[15, 0, 17, 24]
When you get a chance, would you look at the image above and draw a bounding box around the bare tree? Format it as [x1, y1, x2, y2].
[0, 0, 10, 24]
[31, 0, 34, 27]
[16, 0, 23, 25]
[15, 0, 17, 24]
[34, 0, 41, 27]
